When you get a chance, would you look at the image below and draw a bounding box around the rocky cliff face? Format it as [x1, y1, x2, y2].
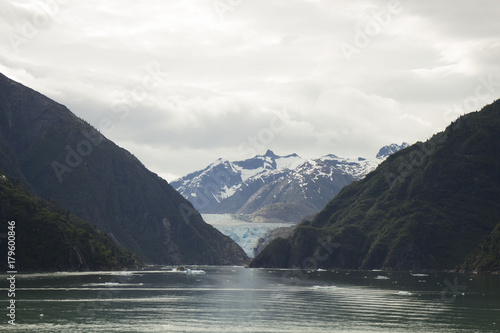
[0, 73, 248, 265]
[251, 100, 500, 271]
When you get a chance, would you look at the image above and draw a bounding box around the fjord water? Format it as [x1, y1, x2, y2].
[3, 267, 499, 332]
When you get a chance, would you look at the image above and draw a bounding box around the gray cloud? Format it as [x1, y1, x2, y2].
[1, 0, 499, 180]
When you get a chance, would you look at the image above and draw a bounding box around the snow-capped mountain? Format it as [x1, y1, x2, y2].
[171, 150, 302, 212]
[376, 143, 410, 159]
[171, 143, 409, 223]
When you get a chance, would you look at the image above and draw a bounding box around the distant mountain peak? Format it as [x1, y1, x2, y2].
[376, 142, 410, 159]
[264, 149, 277, 158]
[259, 150, 300, 161]
[172, 144, 406, 222]
[210, 158, 228, 166]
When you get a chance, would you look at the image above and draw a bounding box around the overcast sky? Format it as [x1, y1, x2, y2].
[1, 0, 499, 181]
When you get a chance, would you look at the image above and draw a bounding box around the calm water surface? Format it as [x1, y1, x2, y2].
[2, 267, 499, 332]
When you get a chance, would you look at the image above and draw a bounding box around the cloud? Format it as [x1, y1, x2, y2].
[1, 0, 499, 180]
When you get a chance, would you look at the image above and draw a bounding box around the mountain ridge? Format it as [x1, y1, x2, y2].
[0, 72, 249, 266]
[0, 169, 142, 271]
[172, 144, 409, 223]
[250, 100, 500, 271]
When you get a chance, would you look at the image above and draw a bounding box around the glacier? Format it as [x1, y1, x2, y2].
[202, 214, 293, 258]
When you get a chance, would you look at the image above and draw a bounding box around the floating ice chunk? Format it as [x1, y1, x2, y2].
[186, 269, 206, 275]
[312, 285, 339, 290]
[111, 271, 134, 275]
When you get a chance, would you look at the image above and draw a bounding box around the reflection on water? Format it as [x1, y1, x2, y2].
[2, 267, 499, 332]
